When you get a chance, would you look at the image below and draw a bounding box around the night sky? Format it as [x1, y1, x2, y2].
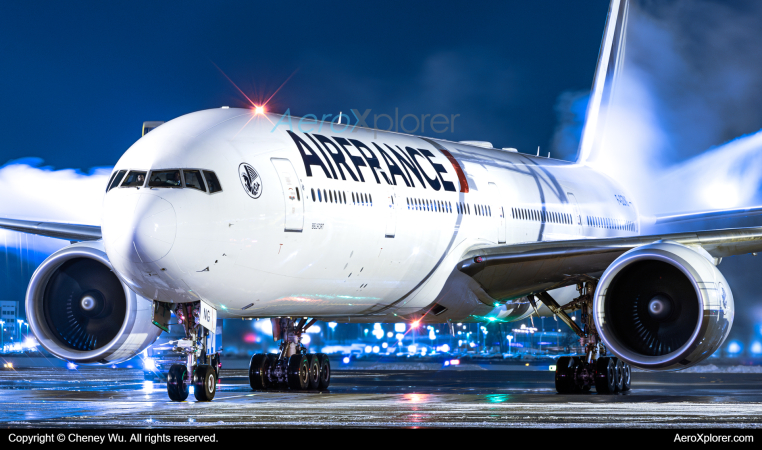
[2, 1, 762, 357]
[0, 0, 609, 170]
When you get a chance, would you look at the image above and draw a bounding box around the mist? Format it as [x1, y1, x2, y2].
[554, 0, 762, 219]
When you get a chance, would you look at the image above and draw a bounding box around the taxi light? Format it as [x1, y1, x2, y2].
[450, 359, 460, 365]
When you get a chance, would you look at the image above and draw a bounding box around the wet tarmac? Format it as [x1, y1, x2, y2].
[1, 367, 762, 428]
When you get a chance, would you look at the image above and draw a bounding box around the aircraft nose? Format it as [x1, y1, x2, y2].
[104, 193, 177, 264]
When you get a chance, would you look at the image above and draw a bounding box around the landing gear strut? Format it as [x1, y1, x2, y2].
[249, 317, 331, 391]
[535, 282, 631, 395]
[166, 302, 221, 402]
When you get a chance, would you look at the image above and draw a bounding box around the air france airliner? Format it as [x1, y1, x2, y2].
[2, 0, 758, 401]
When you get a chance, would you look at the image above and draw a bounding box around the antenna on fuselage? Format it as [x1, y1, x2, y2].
[537, 146, 540, 157]
[337, 111, 342, 125]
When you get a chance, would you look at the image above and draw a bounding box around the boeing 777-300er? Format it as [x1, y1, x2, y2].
[1, 0, 759, 401]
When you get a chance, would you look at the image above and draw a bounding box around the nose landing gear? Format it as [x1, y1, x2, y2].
[249, 317, 331, 391]
[536, 282, 632, 395]
[165, 302, 221, 402]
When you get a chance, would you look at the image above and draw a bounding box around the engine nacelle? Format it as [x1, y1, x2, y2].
[26, 241, 161, 364]
[594, 241, 734, 371]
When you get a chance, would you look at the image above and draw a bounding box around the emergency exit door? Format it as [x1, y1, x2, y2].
[271, 158, 304, 232]
[385, 185, 396, 238]
[489, 182, 506, 243]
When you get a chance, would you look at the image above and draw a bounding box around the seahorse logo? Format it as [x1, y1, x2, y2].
[239, 163, 262, 199]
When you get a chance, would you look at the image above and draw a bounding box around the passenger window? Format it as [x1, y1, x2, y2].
[342, 192, 346, 204]
[121, 171, 147, 188]
[312, 188, 316, 201]
[107, 170, 127, 192]
[203, 171, 223, 193]
[318, 189, 323, 202]
[183, 170, 206, 191]
[149, 170, 182, 188]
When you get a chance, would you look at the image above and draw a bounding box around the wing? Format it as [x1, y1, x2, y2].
[458, 226, 762, 301]
[652, 206, 762, 225]
[0, 218, 101, 241]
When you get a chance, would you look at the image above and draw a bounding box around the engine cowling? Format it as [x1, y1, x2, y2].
[594, 241, 734, 371]
[26, 241, 161, 364]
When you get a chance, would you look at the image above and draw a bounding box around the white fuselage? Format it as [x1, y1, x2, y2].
[101, 108, 639, 322]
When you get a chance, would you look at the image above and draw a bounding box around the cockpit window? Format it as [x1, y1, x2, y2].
[148, 170, 182, 188]
[106, 170, 127, 192]
[183, 170, 206, 192]
[121, 171, 147, 188]
[203, 171, 222, 193]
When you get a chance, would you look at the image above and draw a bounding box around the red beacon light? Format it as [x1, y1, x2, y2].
[254, 105, 265, 115]
[474, 256, 485, 263]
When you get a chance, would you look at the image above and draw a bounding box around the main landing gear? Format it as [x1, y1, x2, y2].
[533, 282, 631, 395]
[166, 302, 222, 402]
[249, 317, 331, 391]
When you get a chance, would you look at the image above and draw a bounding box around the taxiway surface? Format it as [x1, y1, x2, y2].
[1, 367, 761, 428]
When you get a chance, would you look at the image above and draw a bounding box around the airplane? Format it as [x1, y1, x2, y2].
[1, 0, 759, 401]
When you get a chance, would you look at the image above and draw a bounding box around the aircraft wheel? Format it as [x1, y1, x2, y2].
[307, 354, 321, 390]
[287, 354, 309, 390]
[317, 353, 331, 390]
[249, 353, 272, 390]
[210, 353, 221, 381]
[193, 364, 217, 402]
[595, 357, 617, 394]
[555, 356, 576, 394]
[614, 358, 625, 392]
[620, 361, 632, 391]
[167, 364, 189, 401]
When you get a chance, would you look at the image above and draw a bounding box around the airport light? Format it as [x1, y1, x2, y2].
[143, 357, 157, 372]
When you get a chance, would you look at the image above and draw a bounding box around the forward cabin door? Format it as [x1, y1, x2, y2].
[489, 182, 506, 243]
[271, 158, 304, 232]
[385, 185, 396, 238]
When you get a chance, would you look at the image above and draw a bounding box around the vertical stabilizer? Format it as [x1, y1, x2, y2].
[577, 0, 630, 164]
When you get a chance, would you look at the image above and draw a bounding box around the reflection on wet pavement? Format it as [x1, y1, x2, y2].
[1, 368, 762, 428]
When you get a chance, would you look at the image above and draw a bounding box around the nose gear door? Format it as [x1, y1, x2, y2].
[271, 158, 304, 232]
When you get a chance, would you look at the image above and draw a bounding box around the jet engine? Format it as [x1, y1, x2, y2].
[26, 241, 161, 364]
[594, 241, 734, 371]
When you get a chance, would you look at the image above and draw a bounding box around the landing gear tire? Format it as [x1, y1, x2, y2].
[317, 353, 331, 390]
[555, 356, 577, 394]
[287, 354, 310, 390]
[167, 364, 189, 402]
[249, 354, 272, 390]
[595, 357, 617, 394]
[614, 358, 625, 392]
[193, 364, 217, 402]
[307, 354, 320, 390]
[620, 360, 632, 391]
[210, 353, 221, 382]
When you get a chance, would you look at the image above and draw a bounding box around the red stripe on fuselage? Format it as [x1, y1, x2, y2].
[438, 149, 469, 193]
